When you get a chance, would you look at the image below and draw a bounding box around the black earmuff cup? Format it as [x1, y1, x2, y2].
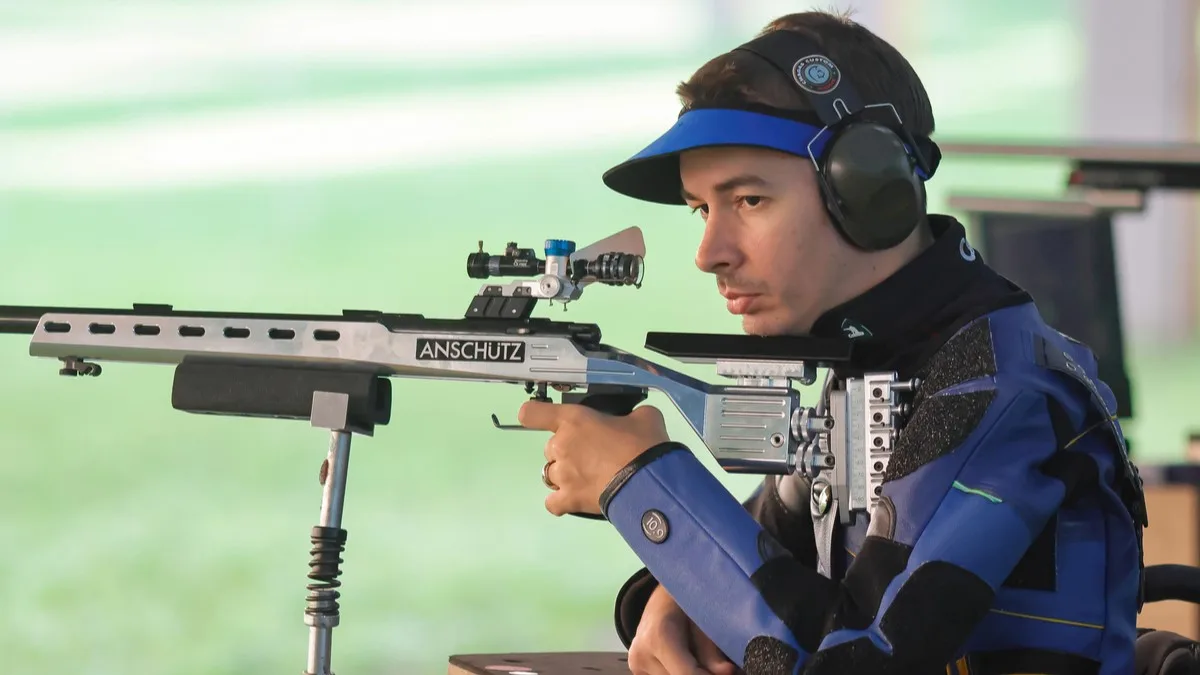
[816, 122, 924, 251]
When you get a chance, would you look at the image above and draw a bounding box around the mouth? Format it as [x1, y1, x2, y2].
[721, 291, 761, 315]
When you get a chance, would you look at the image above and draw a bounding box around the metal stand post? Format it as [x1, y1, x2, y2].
[166, 360, 390, 675]
[303, 391, 364, 675]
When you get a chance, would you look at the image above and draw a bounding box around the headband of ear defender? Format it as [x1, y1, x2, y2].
[601, 29, 942, 251]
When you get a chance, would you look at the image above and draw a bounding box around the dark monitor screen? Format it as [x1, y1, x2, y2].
[975, 211, 1134, 418]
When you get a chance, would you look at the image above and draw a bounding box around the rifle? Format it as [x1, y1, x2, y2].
[1, 226, 919, 675]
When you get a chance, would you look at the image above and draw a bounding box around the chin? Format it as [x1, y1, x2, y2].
[740, 314, 791, 337]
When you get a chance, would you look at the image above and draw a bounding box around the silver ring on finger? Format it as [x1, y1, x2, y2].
[541, 460, 559, 490]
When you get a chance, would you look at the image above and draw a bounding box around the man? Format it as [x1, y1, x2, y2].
[516, 10, 1147, 675]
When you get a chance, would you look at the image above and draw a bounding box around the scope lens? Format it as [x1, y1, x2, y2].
[466, 252, 491, 279]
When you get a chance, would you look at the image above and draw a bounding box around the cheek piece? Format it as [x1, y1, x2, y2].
[600, 29, 941, 253]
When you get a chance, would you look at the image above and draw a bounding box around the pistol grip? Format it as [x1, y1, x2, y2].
[561, 384, 648, 416]
[561, 384, 649, 521]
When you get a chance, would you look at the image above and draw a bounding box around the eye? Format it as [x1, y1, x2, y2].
[689, 204, 709, 217]
[737, 195, 764, 208]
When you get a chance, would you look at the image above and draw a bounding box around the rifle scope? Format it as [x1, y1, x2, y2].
[467, 242, 542, 279]
[466, 241, 642, 286]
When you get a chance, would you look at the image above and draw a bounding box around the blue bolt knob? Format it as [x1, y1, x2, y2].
[544, 239, 576, 257]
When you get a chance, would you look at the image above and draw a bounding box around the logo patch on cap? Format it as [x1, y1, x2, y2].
[792, 55, 840, 95]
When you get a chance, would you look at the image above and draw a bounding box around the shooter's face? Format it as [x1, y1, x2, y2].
[680, 146, 859, 336]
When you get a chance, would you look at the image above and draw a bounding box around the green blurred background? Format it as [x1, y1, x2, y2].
[2, 1, 1198, 673]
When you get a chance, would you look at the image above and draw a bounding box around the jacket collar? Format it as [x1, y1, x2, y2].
[810, 215, 1030, 373]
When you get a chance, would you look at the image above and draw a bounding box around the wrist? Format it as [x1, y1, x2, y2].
[599, 441, 687, 518]
[646, 583, 676, 610]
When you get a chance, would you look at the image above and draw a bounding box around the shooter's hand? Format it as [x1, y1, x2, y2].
[629, 585, 739, 675]
[517, 400, 670, 516]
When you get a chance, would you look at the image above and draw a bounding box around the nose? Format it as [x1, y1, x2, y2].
[694, 214, 742, 275]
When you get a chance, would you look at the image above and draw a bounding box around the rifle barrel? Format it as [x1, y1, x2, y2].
[0, 306, 66, 335]
[0, 305, 192, 335]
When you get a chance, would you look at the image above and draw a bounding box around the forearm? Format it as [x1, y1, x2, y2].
[602, 442, 838, 673]
[611, 468, 819, 647]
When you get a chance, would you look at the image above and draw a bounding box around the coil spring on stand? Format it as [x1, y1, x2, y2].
[306, 526, 348, 620]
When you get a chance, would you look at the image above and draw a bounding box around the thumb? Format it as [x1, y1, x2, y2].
[629, 405, 665, 425]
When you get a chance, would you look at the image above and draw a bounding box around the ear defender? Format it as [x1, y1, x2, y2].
[733, 30, 933, 252]
[820, 122, 925, 251]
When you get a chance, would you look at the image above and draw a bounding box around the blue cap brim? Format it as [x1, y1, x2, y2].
[601, 108, 831, 205]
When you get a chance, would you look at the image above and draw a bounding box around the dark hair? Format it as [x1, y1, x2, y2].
[676, 11, 935, 140]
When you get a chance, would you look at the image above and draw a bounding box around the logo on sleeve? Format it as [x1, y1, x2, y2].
[641, 509, 669, 544]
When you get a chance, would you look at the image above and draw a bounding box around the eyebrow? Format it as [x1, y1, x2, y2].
[681, 174, 772, 202]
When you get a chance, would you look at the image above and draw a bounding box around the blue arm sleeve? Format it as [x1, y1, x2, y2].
[602, 385, 1066, 675]
[600, 444, 838, 674]
[610, 475, 819, 650]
